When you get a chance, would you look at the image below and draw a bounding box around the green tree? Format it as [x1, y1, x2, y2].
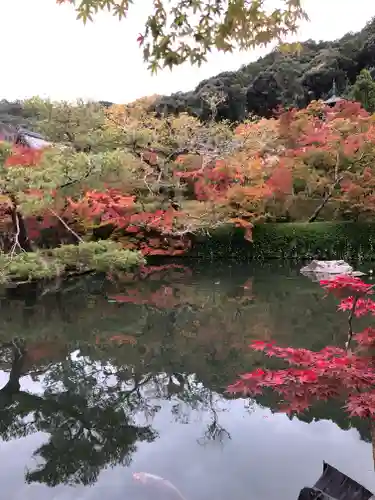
[57, 0, 307, 71]
[0, 98, 145, 284]
[349, 68, 375, 112]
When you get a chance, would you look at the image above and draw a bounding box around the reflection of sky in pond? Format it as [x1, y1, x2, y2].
[0, 370, 374, 500]
[0, 262, 375, 500]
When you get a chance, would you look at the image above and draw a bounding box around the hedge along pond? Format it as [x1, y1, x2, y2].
[186, 222, 375, 261]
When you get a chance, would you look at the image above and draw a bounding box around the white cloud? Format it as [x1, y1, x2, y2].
[0, 0, 374, 103]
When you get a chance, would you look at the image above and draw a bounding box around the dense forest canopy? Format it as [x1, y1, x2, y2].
[152, 16, 375, 121]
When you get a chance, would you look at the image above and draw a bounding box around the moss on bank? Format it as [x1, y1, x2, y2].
[0, 241, 144, 284]
[188, 222, 375, 260]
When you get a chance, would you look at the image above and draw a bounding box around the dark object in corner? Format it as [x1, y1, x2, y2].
[298, 462, 374, 500]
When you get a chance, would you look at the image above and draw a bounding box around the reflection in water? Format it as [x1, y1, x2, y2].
[0, 262, 374, 499]
[0, 343, 156, 486]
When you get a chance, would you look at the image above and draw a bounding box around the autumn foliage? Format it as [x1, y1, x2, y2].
[228, 274, 375, 421]
[1, 97, 375, 282]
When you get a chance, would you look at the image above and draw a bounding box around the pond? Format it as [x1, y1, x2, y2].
[0, 261, 374, 500]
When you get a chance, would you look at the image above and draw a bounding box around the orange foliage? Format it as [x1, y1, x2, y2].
[279, 100, 375, 216]
[5, 98, 375, 262]
[265, 163, 293, 197]
[67, 189, 190, 256]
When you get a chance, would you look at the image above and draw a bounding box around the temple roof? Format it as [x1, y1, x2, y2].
[323, 80, 345, 105]
[324, 94, 344, 105]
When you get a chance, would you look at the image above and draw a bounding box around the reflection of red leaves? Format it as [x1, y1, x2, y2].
[26, 344, 60, 362]
[109, 285, 178, 308]
[107, 264, 194, 309]
[139, 263, 192, 280]
[109, 334, 137, 345]
[141, 246, 186, 256]
[95, 334, 137, 346]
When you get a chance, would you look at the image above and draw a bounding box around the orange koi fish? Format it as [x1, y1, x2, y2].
[133, 472, 186, 500]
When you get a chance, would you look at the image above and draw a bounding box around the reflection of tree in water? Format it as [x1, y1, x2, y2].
[0, 341, 156, 486]
[197, 392, 231, 447]
[0, 262, 371, 488]
[0, 337, 233, 488]
[150, 371, 231, 445]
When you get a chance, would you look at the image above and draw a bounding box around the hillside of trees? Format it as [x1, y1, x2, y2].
[2, 16, 375, 127]
[152, 16, 375, 121]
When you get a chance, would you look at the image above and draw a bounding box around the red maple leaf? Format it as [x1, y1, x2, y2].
[228, 274, 375, 420]
[137, 34, 144, 45]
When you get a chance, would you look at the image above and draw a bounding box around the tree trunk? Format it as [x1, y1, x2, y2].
[308, 176, 344, 223]
[9, 195, 32, 252]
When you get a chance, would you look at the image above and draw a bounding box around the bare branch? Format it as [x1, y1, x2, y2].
[49, 209, 84, 243]
[10, 211, 23, 257]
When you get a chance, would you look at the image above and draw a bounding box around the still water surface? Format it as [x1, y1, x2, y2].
[0, 261, 374, 499]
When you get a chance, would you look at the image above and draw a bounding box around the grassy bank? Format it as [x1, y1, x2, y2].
[188, 222, 375, 261]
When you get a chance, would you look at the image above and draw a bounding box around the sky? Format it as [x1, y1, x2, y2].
[0, 0, 374, 104]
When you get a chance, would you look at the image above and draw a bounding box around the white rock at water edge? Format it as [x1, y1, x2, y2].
[300, 260, 366, 278]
